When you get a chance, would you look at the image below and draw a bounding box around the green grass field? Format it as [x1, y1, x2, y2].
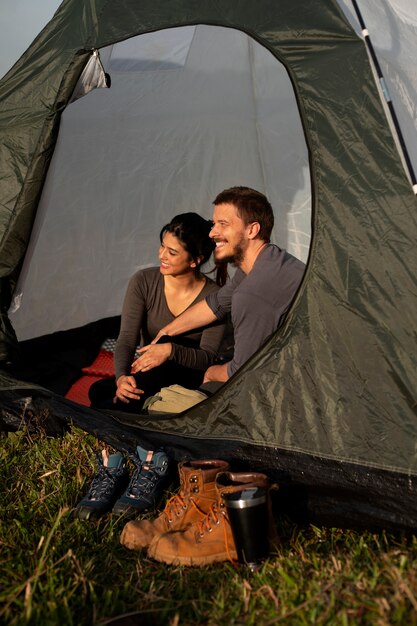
[1, 426, 417, 625]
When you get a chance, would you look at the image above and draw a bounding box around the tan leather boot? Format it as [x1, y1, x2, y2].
[120, 459, 229, 550]
[147, 471, 272, 566]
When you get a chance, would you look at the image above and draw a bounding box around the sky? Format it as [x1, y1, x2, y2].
[0, 0, 63, 79]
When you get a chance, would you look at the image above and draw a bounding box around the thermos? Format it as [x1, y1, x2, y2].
[223, 486, 270, 567]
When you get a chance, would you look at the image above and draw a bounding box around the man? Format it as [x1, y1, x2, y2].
[138, 186, 305, 383]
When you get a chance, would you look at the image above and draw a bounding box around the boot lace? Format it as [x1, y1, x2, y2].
[197, 502, 222, 536]
[87, 458, 123, 500]
[162, 493, 188, 523]
[197, 501, 236, 563]
[162, 489, 212, 524]
[125, 453, 166, 497]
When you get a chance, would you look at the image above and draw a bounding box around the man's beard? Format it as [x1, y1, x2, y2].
[215, 236, 247, 267]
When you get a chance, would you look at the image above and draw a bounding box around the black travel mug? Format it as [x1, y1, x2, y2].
[223, 486, 270, 567]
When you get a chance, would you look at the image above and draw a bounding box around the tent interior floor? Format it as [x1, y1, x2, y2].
[10, 316, 121, 403]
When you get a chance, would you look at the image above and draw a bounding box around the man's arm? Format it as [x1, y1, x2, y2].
[153, 299, 217, 342]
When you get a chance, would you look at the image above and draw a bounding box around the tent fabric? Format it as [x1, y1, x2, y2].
[0, 0, 417, 529]
[340, 0, 417, 185]
[1, 375, 416, 531]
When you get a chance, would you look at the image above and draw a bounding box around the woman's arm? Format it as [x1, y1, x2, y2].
[169, 319, 225, 369]
[114, 271, 147, 379]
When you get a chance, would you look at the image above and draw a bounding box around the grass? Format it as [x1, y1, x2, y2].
[1, 425, 417, 625]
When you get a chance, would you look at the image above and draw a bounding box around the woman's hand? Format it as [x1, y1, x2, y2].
[114, 375, 144, 404]
[131, 343, 172, 373]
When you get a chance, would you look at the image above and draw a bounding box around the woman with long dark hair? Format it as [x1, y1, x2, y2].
[90, 212, 225, 412]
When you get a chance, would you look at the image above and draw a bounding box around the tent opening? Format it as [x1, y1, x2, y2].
[10, 25, 311, 345]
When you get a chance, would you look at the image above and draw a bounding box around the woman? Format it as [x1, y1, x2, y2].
[89, 212, 225, 412]
[77, 212, 226, 520]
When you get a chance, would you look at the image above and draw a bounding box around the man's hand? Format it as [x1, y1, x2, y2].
[151, 330, 169, 345]
[115, 375, 144, 404]
[203, 363, 229, 384]
[131, 343, 172, 373]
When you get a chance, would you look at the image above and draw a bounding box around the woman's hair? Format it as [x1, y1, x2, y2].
[160, 212, 227, 286]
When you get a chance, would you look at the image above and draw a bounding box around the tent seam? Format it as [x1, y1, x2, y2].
[247, 35, 269, 205]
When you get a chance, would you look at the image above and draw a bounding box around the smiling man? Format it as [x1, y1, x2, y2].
[149, 186, 305, 384]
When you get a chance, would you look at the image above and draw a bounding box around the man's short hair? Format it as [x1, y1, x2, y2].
[213, 186, 274, 242]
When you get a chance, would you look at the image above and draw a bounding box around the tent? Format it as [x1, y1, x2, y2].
[0, 0, 416, 530]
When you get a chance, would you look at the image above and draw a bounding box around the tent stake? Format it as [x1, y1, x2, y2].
[351, 0, 417, 195]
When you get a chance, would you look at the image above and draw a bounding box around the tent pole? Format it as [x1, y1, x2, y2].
[350, 0, 417, 195]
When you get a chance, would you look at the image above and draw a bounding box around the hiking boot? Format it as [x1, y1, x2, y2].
[147, 471, 272, 566]
[76, 450, 129, 520]
[112, 446, 173, 517]
[120, 459, 230, 550]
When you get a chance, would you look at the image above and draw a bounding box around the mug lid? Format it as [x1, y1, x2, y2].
[223, 486, 266, 509]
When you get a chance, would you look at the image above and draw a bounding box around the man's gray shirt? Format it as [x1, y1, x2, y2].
[205, 244, 305, 377]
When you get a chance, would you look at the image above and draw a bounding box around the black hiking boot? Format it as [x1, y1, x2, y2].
[112, 446, 173, 517]
[76, 450, 129, 520]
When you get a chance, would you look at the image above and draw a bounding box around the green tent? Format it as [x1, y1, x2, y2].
[1, 0, 416, 530]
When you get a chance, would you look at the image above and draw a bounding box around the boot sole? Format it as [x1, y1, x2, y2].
[75, 506, 110, 521]
[148, 548, 238, 566]
[120, 528, 156, 551]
